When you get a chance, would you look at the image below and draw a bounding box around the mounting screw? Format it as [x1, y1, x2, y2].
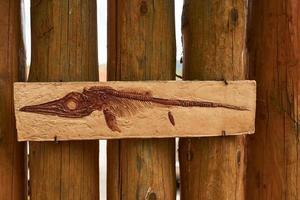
[54, 136, 59, 144]
[222, 130, 226, 136]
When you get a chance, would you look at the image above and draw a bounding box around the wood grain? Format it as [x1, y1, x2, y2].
[0, 1, 26, 199]
[106, 0, 177, 199]
[15, 81, 256, 141]
[246, 0, 300, 199]
[28, 0, 99, 199]
[179, 0, 248, 199]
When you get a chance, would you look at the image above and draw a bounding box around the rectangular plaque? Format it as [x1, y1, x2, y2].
[14, 81, 256, 141]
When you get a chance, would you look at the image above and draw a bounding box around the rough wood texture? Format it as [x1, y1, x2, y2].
[107, 0, 177, 199]
[15, 81, 256, 141]
[0, 1, 26, 199]
[179, 0, 248, 199]
[246, 0, 300, 199]
[29, 0, 99, 199]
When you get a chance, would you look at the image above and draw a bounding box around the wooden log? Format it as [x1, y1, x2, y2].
[14, 81, 256, 141]
[0, 1, 26, 199]
[28, 0, 99, 199]
[179, 0, 248, 199]
[246, 0, 300, 199]
[107, 0, 177, 199]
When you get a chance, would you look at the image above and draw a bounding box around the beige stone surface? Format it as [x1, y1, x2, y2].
[14, 81, 256, 141]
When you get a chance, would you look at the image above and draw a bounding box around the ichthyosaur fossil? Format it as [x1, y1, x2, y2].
[20, 86, 248, 132]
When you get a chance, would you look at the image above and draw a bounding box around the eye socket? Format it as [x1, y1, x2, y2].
[66, 99, 77, 110]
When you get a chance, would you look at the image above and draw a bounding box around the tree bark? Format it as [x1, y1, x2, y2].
[29, 0, 99, 199]
[107, 0, 177, 199]
[179, 0, 247, 199]
[0, 0, 26, 199]
[246, 0, 300, 199]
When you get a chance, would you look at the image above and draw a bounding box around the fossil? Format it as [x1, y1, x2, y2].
[20, 86, 248, 132]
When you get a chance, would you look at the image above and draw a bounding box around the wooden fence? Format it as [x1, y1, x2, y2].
[179, 0, 247, 199]
[0, 0, 299, 199]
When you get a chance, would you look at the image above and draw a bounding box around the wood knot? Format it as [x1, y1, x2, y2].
[145, 191, 156, 200]
[145, 187, 156, 200]
[140, 1, 148, 15]
[148, 193, 156, 200]
[236, 150, 241, 166]
[230, 8, 239, 27]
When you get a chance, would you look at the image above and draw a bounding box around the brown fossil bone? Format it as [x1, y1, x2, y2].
[20, 86, 248, 132]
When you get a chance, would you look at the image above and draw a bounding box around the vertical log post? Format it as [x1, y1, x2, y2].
[29, 0, 99, 199]
[246, 0, 300, 199]
[0, 0, 26, 199]
[107, 0, 176, 199]
[179, 0, 247, 199]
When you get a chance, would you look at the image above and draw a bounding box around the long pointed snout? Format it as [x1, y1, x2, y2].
[19, 92, 94, 118]
[20, 100, 63, 115]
